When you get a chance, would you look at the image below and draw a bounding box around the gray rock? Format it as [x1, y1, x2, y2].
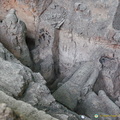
[77, 91, 105, 119]
[0, 0, 119, 77]
[98, 90, 120, 115]
[4, 9, 18, 28]
[113, 32, 120, 43]
[0, 56, 30, 97]
[0, 1, 120, 120]
[22, 79, 55, 108]
[94, 55, 120, 100]
[80, 68, 99, 100]
[53, 61, 96, 110]
[0, 43, 20, 64]
[41, 3, 67, 29]
[77, 91, 119, 120]
[0, 42, 55, 109]
[0, 9, 33, 68]
[0, 42, 85, 120]
[0, 0, 53, 39]
[0, 90, 58, 120]
[32, 28, 55, 83]
[115, 97, 120, 107]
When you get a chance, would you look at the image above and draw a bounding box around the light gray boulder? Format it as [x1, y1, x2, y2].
[77, 91, 120, 120]
[0, 90, 58, 120]
[0, 42, 55, 108]
[53, 61, 97, 110]
[78, 91, 105, 119]
[98, 90, 120, 115]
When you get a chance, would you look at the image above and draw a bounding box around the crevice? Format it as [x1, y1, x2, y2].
[113, 0, 120, 30]
[25, 36, 36, 70]
[26, 36, 35, 51]
[52, 29, 60, 80]
[0, 20, 2, 23]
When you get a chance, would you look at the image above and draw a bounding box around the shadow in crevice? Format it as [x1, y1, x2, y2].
[26, 36, 35, 51]
[0, 20, 2, 23]
[113, 1, 120, 30]
[25, 36, 36, 70]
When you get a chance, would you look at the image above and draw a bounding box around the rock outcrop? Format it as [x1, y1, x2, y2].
[0, 91, 58, 120]
[0, 9, 32, 68]
[77, 90, 120, 120]
[0, 0, 120, 120]
[1, 0, 120, 78]
[53, 59, 120, 119]
[0, 42, 55, 109]
[0, 0, 52, 39]
[0, 42, 87, 120]
[53, 61, 98, 110]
